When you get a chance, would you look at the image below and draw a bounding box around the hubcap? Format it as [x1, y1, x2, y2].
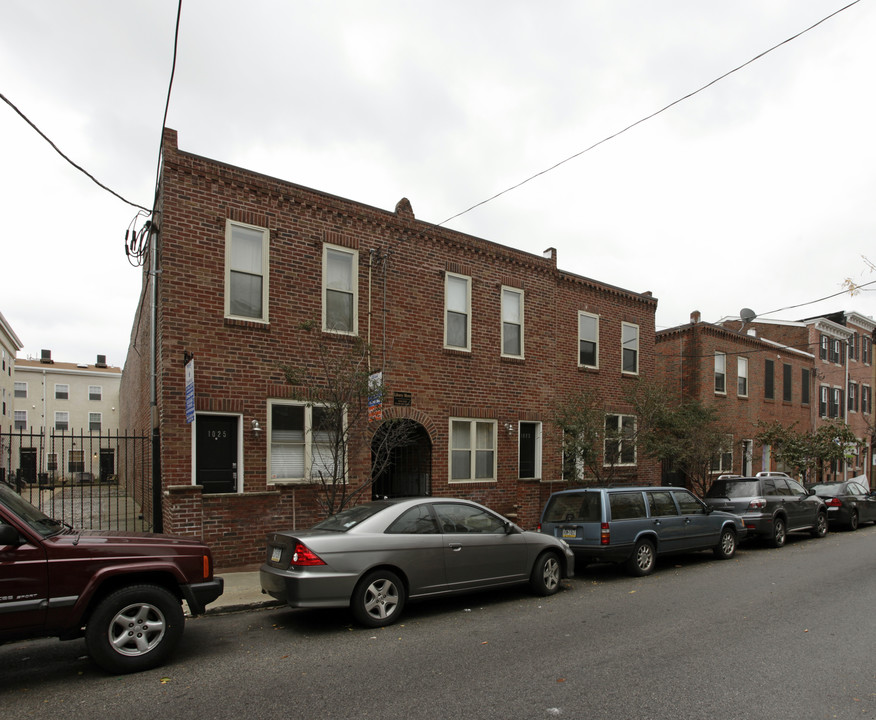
[363, 579, 399, 620]
[543, 558, 560, 590]
[108, 603, 166, 657]
[637, 545, 653, 570]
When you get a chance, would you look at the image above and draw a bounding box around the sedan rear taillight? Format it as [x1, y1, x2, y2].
[748, 497, 767, 510]
[825, 498, 842, 508]
[290, 542, 326, 567]
[600, 522, 610, 545]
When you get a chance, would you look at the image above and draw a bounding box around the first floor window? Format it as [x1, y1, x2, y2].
[55, 411, 69, 431]
[14, 410, 26, 430]
[604, 414, 636, 466]
[68, 449, 84, 473]
[450, 419, 496, 481]
[819, 385, 829, 417]
[710, 436, 733, 473]
[863, 385, 872, 415]
[89, 385, 102, 401]
[269, 402, 341, 482]
[518, 421, 541, 479]
[89, 412, 102, 432]
[849, 381, 859, 412]
[47, 453, 58, 472]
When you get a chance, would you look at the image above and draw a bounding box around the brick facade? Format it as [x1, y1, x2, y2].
[120, 129, 659, 568]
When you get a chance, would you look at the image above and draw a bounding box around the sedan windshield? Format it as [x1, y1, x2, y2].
[706, 480, 760, 498]
[0, 482, 65, 538]
[311, 502, 393, 532]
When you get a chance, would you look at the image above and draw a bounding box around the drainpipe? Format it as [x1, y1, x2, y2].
[149, 221, 163, 532]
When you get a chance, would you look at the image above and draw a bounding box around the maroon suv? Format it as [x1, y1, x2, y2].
[0, 482, 223, 673]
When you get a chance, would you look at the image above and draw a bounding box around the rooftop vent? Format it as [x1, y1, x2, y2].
[40, 349, 53, 364]
[96, 354, 107, 368]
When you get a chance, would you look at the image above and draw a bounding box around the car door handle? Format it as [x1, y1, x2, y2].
[653, 519, 661, 526]
[448, 543, 462, 551]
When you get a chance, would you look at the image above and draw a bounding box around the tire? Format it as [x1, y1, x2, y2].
[530, 552, 562, 596]
[351, 569, 405, 628]
[848, 511, 859, 531]
[625, 539, 656, 576]
[812, 511, 828, 538]
[769, 517, 786, 548]
[714, 527, 737, 560]
[85, 584, 184, 674]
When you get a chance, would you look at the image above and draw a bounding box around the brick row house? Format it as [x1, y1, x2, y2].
[120, 129, 659, 567]
[656, 311, 816, 479]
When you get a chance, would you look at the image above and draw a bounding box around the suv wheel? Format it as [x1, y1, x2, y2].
[769, 517, 786, 548]
[625, 539, 656, 576]
[85, 584, 185, 674]
[812, 510, 828, 538]
[714, 527, 737, 559]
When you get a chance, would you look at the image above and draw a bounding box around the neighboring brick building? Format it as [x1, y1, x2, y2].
[728, 312, 874, 479]
[656, 311, 815, 482]
[120, 129, 660, 567]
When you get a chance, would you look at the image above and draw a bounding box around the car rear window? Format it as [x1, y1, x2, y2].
[608, 492, 647, 520]
[706, 480, 759, 498]
[311, 501, 392, 531]
[808, 483, 842, 497]
[542, 493, 601, 523]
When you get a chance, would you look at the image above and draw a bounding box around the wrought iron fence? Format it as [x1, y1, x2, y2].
[0, 427, 152, 532]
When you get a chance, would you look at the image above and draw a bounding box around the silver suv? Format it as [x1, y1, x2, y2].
[703, 472, 828, 547]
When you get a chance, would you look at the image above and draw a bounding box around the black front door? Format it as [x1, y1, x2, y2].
[19, 448, 37, 484]
[372, 421, 431, 498]
[196, 415, 238, 494]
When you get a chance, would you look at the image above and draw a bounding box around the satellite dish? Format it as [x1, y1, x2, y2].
[740, 308, 757, 323]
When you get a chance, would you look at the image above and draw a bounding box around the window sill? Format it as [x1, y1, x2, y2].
[225, 317, 270, 331]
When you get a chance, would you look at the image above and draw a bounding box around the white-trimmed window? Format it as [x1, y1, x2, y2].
[68, 449, 84, 473]
[47, 453, 58, 473]
[578, 312, 599, 368]
[863, 385, 872, 415]
[849, 381, 859, 413]
[714, 352, 726, 394]
[55, 384, 69, 400]
[621, 323, 639, 375]
[604, 414, 636, 466]
[14, 381, 27, 398]
[268, 401, 341, 482]
[89, 412, 102, 432]
[55, 411, 69, 431]
[710, 435, 734, 474]
[225, 219, 270, 322]
[518, 421, 542, 479]
[14, 410, 26, 430]
[323, 244, 358, 334]
[89, 385, 102, 401]
[737, 357, 749, 397]
[445, 273, 471, 351]
[450, 418, 496, 481]
[501, 287, 524, 357]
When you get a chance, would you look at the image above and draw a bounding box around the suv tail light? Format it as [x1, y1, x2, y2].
[600, 522, 610, 545]
[748, 497, 767, 510]
[290, 542, 326, 567]
[825, 498, 842, 508]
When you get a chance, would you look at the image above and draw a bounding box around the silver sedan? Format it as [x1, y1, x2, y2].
[260, 497, 574, 627]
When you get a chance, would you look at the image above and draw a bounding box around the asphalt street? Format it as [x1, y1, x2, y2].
[1, 525, 874, 720]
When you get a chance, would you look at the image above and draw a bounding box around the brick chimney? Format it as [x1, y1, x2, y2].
[690, 311, 701, 324]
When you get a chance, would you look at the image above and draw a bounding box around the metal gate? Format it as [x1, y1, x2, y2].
[0, 427, 152, 532]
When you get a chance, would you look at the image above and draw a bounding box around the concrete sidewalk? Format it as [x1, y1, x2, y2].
[203, 565, 282, 615]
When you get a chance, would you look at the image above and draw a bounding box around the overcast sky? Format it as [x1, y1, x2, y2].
[2, 1, 874, 368]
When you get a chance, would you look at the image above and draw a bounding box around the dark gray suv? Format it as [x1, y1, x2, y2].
[704, 472, 828, 547]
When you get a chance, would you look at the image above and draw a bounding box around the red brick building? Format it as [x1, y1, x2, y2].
[656, 311, 815, 482]
[120, 129, 659, 567]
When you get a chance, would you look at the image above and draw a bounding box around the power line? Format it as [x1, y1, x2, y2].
[437, 0, 862, 227]
[0, 91, 150, 212]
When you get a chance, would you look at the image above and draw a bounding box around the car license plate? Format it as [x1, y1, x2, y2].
[270, 546, 283, 563]
[562, 527, 577, 539]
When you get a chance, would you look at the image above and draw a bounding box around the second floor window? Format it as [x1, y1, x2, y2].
[323, 245, 358, 334]
[501, 288, 524, 357]
[714, 352, 726, 394]
[226, 220, 269, 321]
[764, 360, 775, 400]
[737, 357, 748, 397]
[849, 381, 859, 412]
[14, 381, 26, 398]
[578, 312, 599, 368]
[783, 364, 792, 402]
[55, 411, 69, 431]
[14, 410, 26, 430]
[55, 384, 69, 400]
[89, 385, 102, 401]
[444, 273, 471, 351]
[801, 368, 811, 405]
[621, 323, 639, 375]
[863, 385, 872, 414]
[89, 412, 102, 432]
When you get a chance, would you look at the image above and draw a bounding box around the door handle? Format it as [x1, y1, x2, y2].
[448, 543, 462, 551]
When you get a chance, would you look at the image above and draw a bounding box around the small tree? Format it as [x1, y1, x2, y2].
[279, 330, 418, 516]
[755, 419, 862, 483]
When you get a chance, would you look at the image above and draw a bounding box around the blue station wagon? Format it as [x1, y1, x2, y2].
[538, 486, 745, 576]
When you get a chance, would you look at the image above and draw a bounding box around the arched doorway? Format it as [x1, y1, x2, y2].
[371, 419, 432, 498]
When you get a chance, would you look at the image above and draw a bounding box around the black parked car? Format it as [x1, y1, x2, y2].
[704, 472, 827, 548]
[806, 481, 876, 530]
